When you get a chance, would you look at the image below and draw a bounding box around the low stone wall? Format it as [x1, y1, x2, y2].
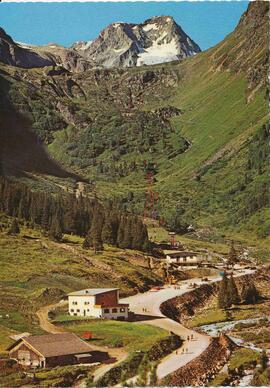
[160, 283, 217, 323]
[161, 334, 237, 386]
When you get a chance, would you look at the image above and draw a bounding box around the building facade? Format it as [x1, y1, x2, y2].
[165, 251, 202, 266]
[8, 333, 109, 368]
[68, 288, 129, 320]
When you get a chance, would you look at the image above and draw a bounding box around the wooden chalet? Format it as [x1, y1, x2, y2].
[8, 332, 109, 368]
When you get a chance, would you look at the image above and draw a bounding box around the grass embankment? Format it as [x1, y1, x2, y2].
[229, 348, 260, 371]
[54, 316, 168, 352]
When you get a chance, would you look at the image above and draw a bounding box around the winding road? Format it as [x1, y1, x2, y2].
[121, 270, 255, 380]
[121, 278, 211, 380]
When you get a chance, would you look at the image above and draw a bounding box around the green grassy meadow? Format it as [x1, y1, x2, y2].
[55, 318, 168, 352]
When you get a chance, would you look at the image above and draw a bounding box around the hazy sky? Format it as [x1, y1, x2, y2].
[0, 1, 249, 50]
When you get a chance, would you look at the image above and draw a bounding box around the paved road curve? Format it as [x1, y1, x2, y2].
[121, 270, 254, 380]
[121, 278, 211, 379]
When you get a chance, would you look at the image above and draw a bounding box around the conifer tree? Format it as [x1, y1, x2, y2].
[218, 273, 231, 309]
[88, 206, 104, 253]
[49, 216, 63, 241]
[101, 212, 119, 245]
[122, 216, 133, 249]
[261, 350, 268, 371]
[8, 218, 20, 235]
[227, 242, 238, 267]
[83, 231, 92, 249]
[228, 275, 240, 305]
[241, 281, 260, 304]
[41, 196, 50, 231]
[131, 217, 149, 251]
[117, 215, 126, 248]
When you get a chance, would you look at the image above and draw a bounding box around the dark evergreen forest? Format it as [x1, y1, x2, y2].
[0, 177, 149, 251]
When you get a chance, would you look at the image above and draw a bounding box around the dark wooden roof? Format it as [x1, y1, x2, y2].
[9, 333, 93, 358]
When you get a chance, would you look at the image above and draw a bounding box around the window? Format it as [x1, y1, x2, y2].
[120, 308, 125, 313]
[183, 257, 187, 262]
[70, 309, 74, 312]
[18, 350, 30, 361]
[72, 301, 78, 305]
[77, 309, 80, 312]
[84, 302, 90, 305]
[87, 309, 90, 312]
[104, 308, 110, 313]
[112, 308, 118, 313]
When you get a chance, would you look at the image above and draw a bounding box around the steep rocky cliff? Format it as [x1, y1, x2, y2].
[211, 1, 268, 93]
[74, 16, 201, 67]
[0, 27, 53, 68]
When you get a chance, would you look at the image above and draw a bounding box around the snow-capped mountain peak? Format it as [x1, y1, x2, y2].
[73, 15, 201, 68]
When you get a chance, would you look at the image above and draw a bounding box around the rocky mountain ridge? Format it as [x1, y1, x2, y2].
[0, 27, 54, 69]
[73, 15, 201, 67]
[0, 15, 200, 71]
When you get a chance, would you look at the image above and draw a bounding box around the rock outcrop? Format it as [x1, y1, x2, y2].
[211, 1, 268, 94]
[74, 15, 201, 67]
[0, 27, 54, 68]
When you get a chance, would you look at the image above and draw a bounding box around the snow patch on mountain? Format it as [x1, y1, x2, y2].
[142, 23, 159, 32]
[137, 38, 179, 65]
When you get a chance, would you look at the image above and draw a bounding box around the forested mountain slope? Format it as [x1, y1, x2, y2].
[0, 1, 269, 242]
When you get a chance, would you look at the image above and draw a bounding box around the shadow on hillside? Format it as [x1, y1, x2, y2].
[0, 111, 82, 179]
[0, 75, 83, 180]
